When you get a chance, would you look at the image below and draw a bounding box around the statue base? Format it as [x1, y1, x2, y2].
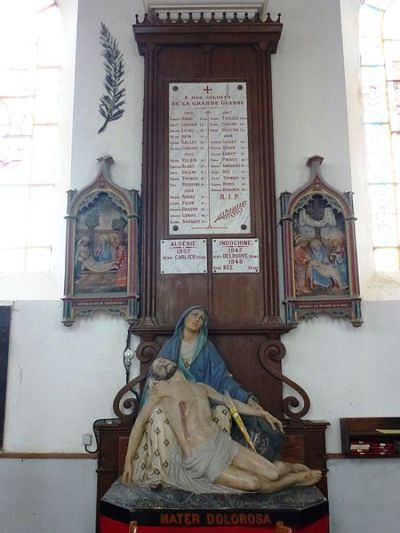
[100, 479, 329, 531]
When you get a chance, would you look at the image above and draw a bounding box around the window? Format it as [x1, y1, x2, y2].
[360, 0, 400, 272]
[0, 1, 61, 274]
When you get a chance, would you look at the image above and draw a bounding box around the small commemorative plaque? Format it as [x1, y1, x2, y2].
[212, 238, 259, 273]
[161, 239, 207, 274]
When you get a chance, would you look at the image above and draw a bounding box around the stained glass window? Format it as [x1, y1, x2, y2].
[360, 0, 400, 271]
[0, 1, 61, 274]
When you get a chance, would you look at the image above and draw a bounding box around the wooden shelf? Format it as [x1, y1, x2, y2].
[340, 417, 400, 458]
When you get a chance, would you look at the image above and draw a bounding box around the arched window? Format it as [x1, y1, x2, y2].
[0, 1, 62, 274]
[360, 0, 400, 271]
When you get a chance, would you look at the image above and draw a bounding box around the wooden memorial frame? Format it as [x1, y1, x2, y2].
[94, 10, 329, 527]
[280, 156, 362, 327]
[62, 156, 140, 326]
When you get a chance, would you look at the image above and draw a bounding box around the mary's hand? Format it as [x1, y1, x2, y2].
[262, 411, 284, 433]
[247, 396, 284, 433]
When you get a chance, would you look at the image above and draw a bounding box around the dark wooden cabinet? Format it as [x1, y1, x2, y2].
[340, 417, 400, 458]
[94, 420, 130, 528]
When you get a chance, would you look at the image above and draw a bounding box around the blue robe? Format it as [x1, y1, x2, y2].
[142, 306, 283, 461]
[140, 306, 251, 408]
[159, 335, 251, 403]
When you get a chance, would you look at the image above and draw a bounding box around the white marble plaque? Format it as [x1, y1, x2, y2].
[169, 82, 250, 235]
[212, 238, 259, 273]
[161, 239, 207, 274]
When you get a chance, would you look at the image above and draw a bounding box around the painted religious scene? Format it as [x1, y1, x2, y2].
[280, 156, 361, 326]
[292, 194, 349, 297]
[74, 192, 128, 295]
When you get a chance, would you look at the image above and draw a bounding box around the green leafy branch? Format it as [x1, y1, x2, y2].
[98, 23, 126, 134]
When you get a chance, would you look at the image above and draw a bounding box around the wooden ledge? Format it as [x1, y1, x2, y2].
[0, 452, 97, 460]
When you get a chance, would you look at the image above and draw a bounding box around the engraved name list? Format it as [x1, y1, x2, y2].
[169, 82, 251, 235]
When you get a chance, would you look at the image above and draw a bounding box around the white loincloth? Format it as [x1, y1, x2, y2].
[130, 405, 231, 487]
[167, 428, 241, 493]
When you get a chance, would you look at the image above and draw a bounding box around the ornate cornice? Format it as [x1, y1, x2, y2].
[143, 0, 270, 20]
[135, 11, 280, 25]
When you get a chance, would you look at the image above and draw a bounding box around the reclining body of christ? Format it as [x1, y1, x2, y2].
[123, 358, 322, 493]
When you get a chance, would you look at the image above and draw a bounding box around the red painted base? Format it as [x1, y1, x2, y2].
[100, 514, 329, 532]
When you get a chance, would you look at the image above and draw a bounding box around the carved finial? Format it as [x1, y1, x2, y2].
[254, 12, 261, 22]
[278, 13, 281, 22]
[199, 12, 205, 22]
[97, 155, 114, 165]
[233, 12, 239, 22]
[135, 14, 139, 23]
[211, 12, 216, 21]
[307, 155, 324, 167]
[96, 155, 114, 181]
[266, 12, 272, 22]
[188, 12, 193, 21]
[166, 11, 171, 21]
[222, 11, 227, 22]
[244, 12, 249, 21]
[144, 13, 148, 22]
[307, 155, 324, 180]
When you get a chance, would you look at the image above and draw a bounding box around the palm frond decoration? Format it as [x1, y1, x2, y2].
[214, 201, 247, 223]
[98, 23, 126, 134]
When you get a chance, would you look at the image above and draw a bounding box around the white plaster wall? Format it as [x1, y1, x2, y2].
[327, 459, 400, 533]
[4, 301, 128, 452]
[0, 459, 97, 533]
[1, 1, 400, 532]
[270, 0, 352, 193]
[70, 0, 144, 191]
[283, 302, 400, 452]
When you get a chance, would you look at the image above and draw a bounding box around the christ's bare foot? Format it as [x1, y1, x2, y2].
[294, 470, 322, 487]
[289, 463, 311, 473]
[259, 469, 322, 493]
[274, 461, 310, 476]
